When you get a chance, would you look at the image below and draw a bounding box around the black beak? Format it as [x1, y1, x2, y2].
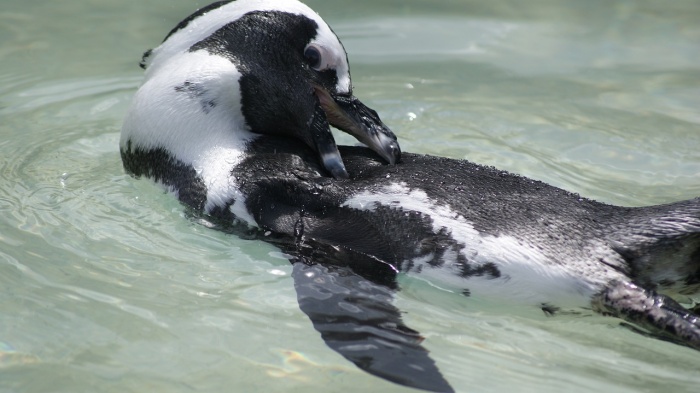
[313, 85, 401, 166]
[307, 101, 350, 179]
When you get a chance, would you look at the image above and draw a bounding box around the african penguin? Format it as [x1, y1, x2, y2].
[122, 0, 400, 189]
[121, 1, 700, 392]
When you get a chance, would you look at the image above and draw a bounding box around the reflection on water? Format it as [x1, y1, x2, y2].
[1, 0, 699, 392]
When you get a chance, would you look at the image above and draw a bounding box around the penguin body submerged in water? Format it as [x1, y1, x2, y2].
[121, 1, 700, 391]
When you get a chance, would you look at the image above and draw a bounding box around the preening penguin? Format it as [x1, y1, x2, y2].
[122, 0, 399, 186]
[121, 1, 700, 392]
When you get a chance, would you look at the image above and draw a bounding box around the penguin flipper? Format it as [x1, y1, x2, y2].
[291, 260, 454, 393]
[593, 280, 700, 350]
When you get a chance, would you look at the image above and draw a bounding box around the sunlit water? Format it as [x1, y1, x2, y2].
[1, 0, 699, 392]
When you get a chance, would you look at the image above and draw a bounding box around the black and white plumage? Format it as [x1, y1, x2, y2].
[121, 1, 700, 392]
[122, 0, 399, 187]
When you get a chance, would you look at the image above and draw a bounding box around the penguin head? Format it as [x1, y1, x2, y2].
[140, 0, 400, 179]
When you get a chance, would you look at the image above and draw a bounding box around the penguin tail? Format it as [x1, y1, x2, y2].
[611, 197, 700, 298]
[595, 197, 700, 350]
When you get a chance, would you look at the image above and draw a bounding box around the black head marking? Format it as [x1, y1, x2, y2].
[188, 11, 341, 137]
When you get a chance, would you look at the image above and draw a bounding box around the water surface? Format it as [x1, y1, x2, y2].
[1, 0, 699, 392]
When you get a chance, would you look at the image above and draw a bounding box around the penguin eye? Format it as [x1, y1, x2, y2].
[304, 45, 322, 70]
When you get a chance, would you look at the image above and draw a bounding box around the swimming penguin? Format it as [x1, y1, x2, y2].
[122, 0, 399, 185]
[121, 1, 700, 392]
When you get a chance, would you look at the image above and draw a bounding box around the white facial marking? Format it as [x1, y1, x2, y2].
[145, 0, 351, 93]
[342, 183, 623, 306]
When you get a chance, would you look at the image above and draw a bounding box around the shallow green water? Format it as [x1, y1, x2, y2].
[1, 0, 699, 392]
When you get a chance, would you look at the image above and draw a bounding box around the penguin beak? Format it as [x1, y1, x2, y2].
[313, 85, 401, 165]
[307, 101, 350, 179]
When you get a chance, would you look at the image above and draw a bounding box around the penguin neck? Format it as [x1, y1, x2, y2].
[123, 50, 259, 214]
